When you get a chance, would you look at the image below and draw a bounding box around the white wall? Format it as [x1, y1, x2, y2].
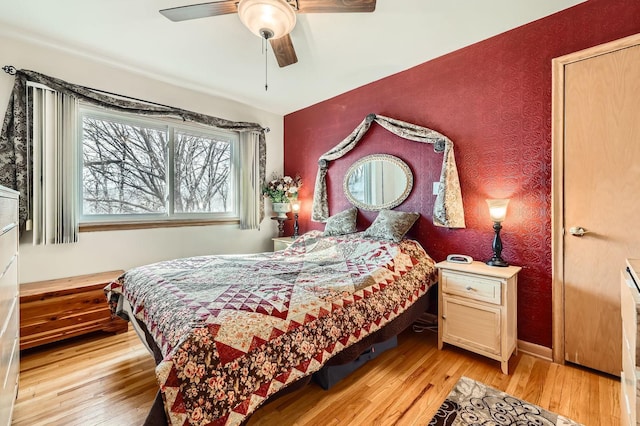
[0, 34, 284, 283]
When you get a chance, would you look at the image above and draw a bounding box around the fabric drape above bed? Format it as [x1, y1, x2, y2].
[311, 113, 465, 228]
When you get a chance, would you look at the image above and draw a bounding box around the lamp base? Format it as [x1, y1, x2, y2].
[487, 221, 508, 267]
[486, 257, 509, 267]
[270, 217, 290, 237]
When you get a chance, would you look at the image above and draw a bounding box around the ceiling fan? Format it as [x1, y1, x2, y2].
[160, 0, 377, 68]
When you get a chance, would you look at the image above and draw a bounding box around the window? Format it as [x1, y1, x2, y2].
[79, 106, 239, 223]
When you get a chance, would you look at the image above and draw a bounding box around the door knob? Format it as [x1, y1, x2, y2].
[569, 226, 590, 237]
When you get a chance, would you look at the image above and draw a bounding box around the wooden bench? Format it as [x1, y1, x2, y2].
[19, 270, 128, 350]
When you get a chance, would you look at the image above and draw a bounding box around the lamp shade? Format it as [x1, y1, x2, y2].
[486, 199, 509, 222]
[238, 0, 296, 40]
[291, 199, 301, 213]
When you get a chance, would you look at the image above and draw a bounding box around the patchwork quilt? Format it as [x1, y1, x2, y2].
[105, 231, 437, 425]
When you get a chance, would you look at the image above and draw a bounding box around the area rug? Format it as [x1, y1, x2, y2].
[428, 376, 582, 426]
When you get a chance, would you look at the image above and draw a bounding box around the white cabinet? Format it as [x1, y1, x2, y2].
[436, 261, 521, 374]
[0, 185, 19, 426]
[621, 259, 640, 426]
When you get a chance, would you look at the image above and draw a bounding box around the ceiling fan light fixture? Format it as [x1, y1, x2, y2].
[238, 0, 297, 40]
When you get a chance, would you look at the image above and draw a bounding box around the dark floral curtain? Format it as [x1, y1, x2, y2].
[0, 69, 267, 233]
[0, 75, 28, 232]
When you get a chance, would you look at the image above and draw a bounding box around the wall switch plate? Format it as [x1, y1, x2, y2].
[433, 182, 440, 195]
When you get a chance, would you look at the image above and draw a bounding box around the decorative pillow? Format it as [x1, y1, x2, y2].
[323, 207, 358, 236]
[363, 209, 420, 242]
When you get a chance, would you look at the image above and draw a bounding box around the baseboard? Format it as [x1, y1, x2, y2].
[517, 339, 553, 362]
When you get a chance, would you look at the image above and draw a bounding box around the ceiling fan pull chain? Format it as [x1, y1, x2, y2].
[264, 37, 269, 91]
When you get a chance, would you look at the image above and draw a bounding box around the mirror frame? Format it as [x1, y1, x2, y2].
[343, 154, 414, 211]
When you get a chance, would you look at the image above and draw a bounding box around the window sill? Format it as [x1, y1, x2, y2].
[79, 218, 240, 232]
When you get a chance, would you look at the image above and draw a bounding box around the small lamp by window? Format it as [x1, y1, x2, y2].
[290, 199, 301, 238]
[486, 199, 510, 267]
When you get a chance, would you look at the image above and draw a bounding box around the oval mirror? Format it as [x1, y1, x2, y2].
[343, 154, 413, 211]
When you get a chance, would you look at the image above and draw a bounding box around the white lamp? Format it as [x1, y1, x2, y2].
[487, 199, 509, 223]
[237, 0, 297, 40]
[486, 199, 510, 267]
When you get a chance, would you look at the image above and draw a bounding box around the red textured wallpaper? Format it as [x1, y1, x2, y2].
[283, 0, 640, 348]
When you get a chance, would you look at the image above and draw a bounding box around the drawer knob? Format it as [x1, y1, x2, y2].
[441, 315, 446, 320]
[466, 286, 475, 291]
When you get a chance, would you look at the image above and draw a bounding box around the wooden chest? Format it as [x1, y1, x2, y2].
[20, 270, 128, 350]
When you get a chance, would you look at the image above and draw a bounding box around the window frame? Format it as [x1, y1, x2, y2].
[77, 104, 240, 226]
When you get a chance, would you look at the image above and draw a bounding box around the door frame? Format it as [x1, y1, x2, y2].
[551, 32, 640, 365]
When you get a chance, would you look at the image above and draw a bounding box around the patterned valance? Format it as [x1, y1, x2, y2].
[311, 114, 465, 228]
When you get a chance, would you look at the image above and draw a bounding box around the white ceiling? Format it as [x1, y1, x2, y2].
[0, 0, 584, 116]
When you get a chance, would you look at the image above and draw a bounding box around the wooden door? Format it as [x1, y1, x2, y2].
[562, 41, 640, 376]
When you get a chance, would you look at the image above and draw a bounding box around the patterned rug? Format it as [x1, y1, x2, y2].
[429, 376, 582, 426]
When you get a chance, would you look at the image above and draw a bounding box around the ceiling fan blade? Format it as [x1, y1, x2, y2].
[296, 0, 376, 13]
[160, 1, 238, 22]
[270, 35, 298, 68]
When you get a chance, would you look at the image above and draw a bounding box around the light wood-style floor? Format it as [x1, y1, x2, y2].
[12, 327, 619, 425]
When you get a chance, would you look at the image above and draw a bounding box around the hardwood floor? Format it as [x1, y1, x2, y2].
[12, 327, 619, 425]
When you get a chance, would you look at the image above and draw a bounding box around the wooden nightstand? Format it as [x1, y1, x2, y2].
[272, 237, 295, 251]
[435, 260, 521, 374]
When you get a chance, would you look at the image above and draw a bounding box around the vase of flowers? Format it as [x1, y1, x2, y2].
[263, 174, 302, 218]
[271, 202, 291, 218]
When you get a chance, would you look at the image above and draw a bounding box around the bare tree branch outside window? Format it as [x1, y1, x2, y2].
[82, 113, 234, 217]
[174, 131, 230, 213]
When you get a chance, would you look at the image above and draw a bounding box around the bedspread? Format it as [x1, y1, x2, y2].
[105, 231, 437, 425]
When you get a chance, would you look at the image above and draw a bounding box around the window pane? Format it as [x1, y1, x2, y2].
[174, 131, 231, 213]
[82, 115, 167, 215]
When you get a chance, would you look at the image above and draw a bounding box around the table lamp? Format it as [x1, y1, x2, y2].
[486, 199, 509, 267]
[291, 199, 300, 238]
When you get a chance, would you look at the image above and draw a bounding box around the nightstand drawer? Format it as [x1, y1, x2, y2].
[441, 270, 501, 304]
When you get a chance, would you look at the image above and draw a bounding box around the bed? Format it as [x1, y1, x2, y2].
[105, 230, 437, 425]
